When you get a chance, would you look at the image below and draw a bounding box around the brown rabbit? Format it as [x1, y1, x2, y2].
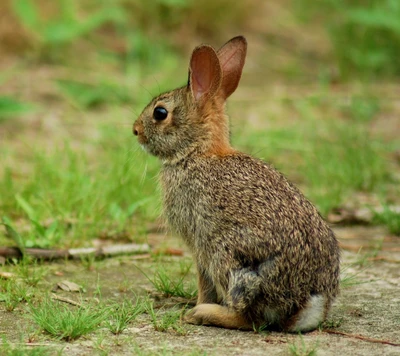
[133, 36, 340, 332]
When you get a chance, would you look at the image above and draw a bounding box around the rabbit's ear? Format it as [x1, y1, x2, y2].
[217, 36, 247, 100]
[189, 45, 222, 104]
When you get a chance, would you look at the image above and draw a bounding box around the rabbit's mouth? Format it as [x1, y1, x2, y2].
[139, 144, 148, 153]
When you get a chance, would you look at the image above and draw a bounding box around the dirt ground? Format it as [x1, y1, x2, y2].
[1, 226, 399, 355]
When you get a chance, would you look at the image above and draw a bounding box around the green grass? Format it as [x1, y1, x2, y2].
[320, 317, 343, 330]
[288, 335, 318, 356]
[0, 338, 53, 356]
[146, 301, 187, 335]
[105, 298, 147, 335]
[27, 297, 109, 341]
[14, 258, 48, 286]
[294, 0, 400, 78]
[141, 263, 197, 299]
[0, 279, 33, 312]
[0, 96, 35, 121]
[374, 205, 400, 235]
[234, 93, 392, 217]
[0, 126, 161, 248]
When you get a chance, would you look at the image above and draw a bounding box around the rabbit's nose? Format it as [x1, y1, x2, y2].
[133, 122, 140, 136]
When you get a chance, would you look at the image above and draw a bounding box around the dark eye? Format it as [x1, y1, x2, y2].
[153, 106, 168, 121]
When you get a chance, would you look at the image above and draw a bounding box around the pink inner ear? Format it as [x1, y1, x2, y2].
[190, 46, 221, 102]
[217, 37, 247, 100]
[220, 48, 241, 73]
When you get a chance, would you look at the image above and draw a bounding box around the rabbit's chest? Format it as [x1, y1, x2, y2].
[160, 167, 212, 247]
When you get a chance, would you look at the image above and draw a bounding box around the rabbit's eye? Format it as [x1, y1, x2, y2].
[153, 107, 168, 121]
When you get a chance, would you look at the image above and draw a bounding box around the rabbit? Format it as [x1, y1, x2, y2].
[133, 36, 340, 332]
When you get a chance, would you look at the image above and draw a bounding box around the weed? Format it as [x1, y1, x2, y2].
[0, 337, 52, 355]
[0, 96, 35, 121]
[27, 297, 109, 341]
[141, 265, 197, 299]
[105, 298, 147, 335]
[12, 0, 126, 60]
[14, 258, 48, 287]
[373, 205, 400, 235]
[80, 253, 97, 271]
[252, 322, 271, 334]
[147, 302, 187, 335]
[340, 261, 374, 288]
[235, 94, 390, 216]
[294, 0, 400, 78]
[56, 79, 133, 109]
[0, 134, 160, 248]
[320, 317, 343, 330]
[288, 335, 318, 356]
[0, 280, 32, 312]
[350, 238, 384, 267]
[93, 334, 109, 355]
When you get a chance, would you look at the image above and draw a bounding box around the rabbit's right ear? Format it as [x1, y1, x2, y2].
[189, 45, 222, 105]
[216, 36, 247, 100]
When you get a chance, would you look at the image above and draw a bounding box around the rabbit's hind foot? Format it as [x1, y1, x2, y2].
[287, 294, 326, 332]
[184, 303, 252, 330]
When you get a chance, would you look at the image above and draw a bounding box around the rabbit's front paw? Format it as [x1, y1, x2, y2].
[184, 304, 213, 325]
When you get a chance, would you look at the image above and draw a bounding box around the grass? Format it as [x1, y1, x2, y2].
[1, 125, 161, 248]
[373, 205, 400, 236]
[234, 93, 392, 217]
[320, 317, 343, 330]
[0, 338, 53, 356]
[27, 297, 109, 341]
[141, 263, 197, 299]
[14, 258, 48, 287]
[288, 335, 318, 356]
[0, 279, 33, 312]
[294, 0, 400, 78]
[105, 298, 147, 335]
[0, 96, 35, 121]
[146, 301, 187, 335]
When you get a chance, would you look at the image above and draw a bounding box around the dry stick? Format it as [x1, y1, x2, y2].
[51, 294, 82, 307]
[339, 243, 400, 253]
[0, 243, 150, 261]
[368, 256, 400, 263]
[323, 329, 400, 347]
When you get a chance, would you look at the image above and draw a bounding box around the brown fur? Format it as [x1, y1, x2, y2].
[133, 36, 340, 332]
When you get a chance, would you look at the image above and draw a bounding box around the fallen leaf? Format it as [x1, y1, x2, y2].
[327, 207, 373, 225]
[55, 280, 83, 293]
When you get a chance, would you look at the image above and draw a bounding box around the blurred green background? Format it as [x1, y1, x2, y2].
[1, 0, 399, 249]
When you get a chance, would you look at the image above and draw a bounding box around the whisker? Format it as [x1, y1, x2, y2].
[140, 161, 148, 185]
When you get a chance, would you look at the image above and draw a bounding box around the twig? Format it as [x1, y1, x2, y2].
[368, 256, 400, 263]
[339, 243, 400, 253]
[339, 243, 364, 252]
[0, 343, 59, 347]
[51, 294, 82, 307]
[130, 253, 152, 260]
[0, 243, 150, 261]
[323, 329, 400, 346]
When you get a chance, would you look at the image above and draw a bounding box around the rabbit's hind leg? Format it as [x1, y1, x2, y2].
[184, 304, 252, 330]
[287, 294, 326, 332]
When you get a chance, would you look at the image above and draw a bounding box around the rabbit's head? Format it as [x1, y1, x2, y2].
[133, 36, 247, 163]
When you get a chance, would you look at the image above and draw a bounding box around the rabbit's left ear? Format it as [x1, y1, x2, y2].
[189, 45, 222, 104]
[217, 36, 247, 100]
